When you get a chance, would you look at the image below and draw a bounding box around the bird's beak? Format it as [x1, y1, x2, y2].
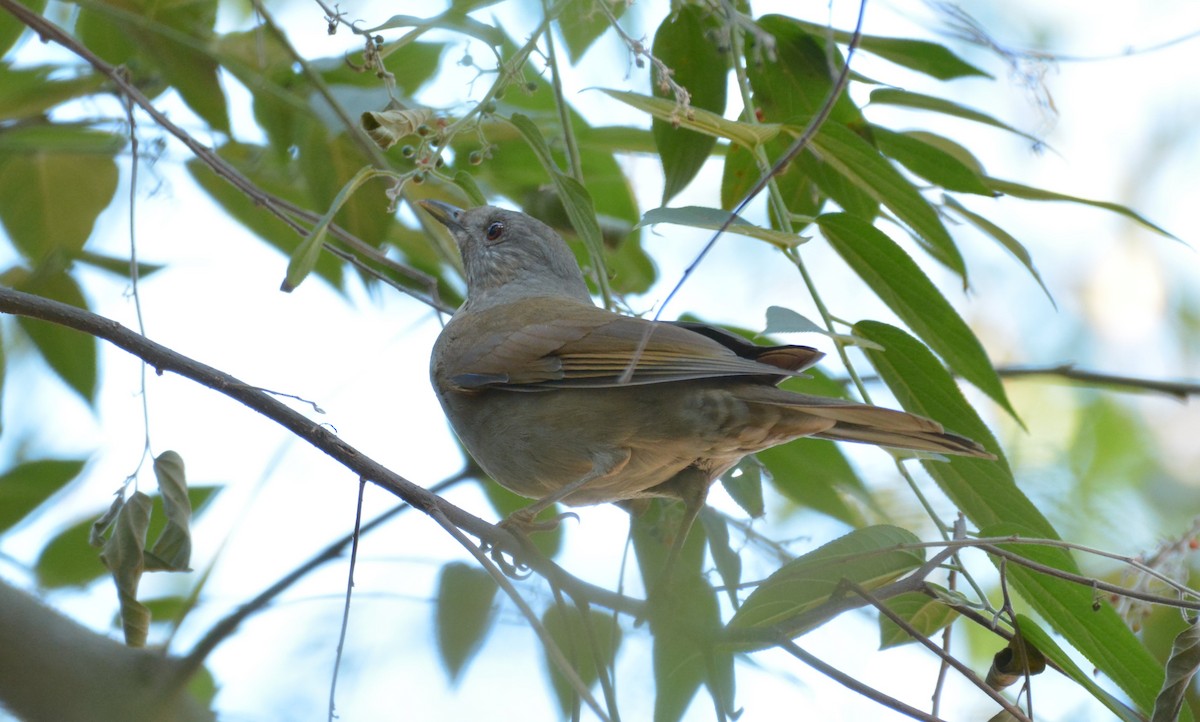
[418, 199, 465, 232]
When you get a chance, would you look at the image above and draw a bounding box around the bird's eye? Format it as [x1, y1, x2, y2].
[485, 221, 505, 241]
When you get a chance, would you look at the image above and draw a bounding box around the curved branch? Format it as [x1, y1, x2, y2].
[0, 287, 644, 623]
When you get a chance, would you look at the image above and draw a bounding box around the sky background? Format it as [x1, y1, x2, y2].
[2, 0, 1200, 720]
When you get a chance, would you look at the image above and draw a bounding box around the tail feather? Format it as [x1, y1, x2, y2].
[743, 387, 995, 459]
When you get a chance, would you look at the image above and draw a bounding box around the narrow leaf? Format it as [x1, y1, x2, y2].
[506, 113, 611, 303]
[699, 509, 743, 607]
[811, 124, 966, 280]
[870, 126, 992, 194]
[984, 529, 1174, 718]
[434, 562, 498, 683]
[720, 457, 764, 518]
[943, 195, 1055, 305]
[819, 214, 1017, 418]
[638, 205, 805, 247]
[764, 305, 883, 350]
[869, 88, 1041, 144]
[600, 89, 781, 148]
[986, 177, 1180, 242]
[788, 20, 990, 80]
[281, 166, 391, 292]
[1015, 615, 1144, 722]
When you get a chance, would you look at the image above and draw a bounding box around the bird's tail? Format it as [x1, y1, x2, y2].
[749, 388, 995, 459]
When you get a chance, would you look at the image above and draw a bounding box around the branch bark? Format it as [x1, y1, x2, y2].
[0, 287, 643, 623]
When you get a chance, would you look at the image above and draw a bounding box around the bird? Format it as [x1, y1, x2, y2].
[420, 200, 994, 573]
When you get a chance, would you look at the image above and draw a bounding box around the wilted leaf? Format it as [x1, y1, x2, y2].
[100, 491, 153, 647]
[145, 451, 191, 571]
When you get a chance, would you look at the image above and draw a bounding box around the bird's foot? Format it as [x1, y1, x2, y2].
[484, 508, 579, 578]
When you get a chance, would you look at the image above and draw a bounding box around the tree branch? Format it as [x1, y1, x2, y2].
[0, 287, 644, 622]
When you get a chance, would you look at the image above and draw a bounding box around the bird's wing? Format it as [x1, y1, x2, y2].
[445, 299, 822, 390]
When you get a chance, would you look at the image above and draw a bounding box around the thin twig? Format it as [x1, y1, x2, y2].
[327, 477, 367, 722]
[846, 580, 1031, 721]
[779, 641, 948, 722]
[0, 288, 644, 642]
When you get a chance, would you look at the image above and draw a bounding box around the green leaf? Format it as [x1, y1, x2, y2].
[13, 272, 98, 402]
[507, 113, 611, 303]
[819, 214, 1017, 418]
[856, 322, 1177, 719]
[558, 0, 623, 63]
[145, 451, 191, 571]
[764, 305, 882, 349]
[870, 126, 992, 194]
[728, 525, 924, 634]
[637, 205, 805, 248]
[986, 176, 1180, 241]
[0, 458, 86, 534]
[542, 605, 622, 715]
[100, 491, 152, 647]
[1014, 615, 1144, 722]
[434, 562, 498, 683]
[811, 124, 966, 280]
[651, 5, 728, 203]
[365, 12, 502, 47]
[878, 590, 958, 648]
[984, 531, 1175, 719]
[281, 165, 392, 292]
[75, 0, 229, 133]
[758, 439, 868, 527]
[869, 88, 1040, 144]
[0, 0, 46, 57]
[720, 457, 764, 518]
[601, 89, 781, 149]
[299, 127, 393, 248]
[0, 65, 107, 121]
[746, 15, 865, 127]
[720, 137, 827, 222]
[942, 195, 1054, 305]
[788, 19, 990, 80]
[0, 125, 121, 262]
[480, 479, 562, 559]
[699, 509, 742, 607]
[629, 501, 733, 722]
[71, 249, 165, 280]
[187, 142, 343, 287]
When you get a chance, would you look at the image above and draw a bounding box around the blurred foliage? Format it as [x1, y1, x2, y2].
[0, 0, 1195, 721]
